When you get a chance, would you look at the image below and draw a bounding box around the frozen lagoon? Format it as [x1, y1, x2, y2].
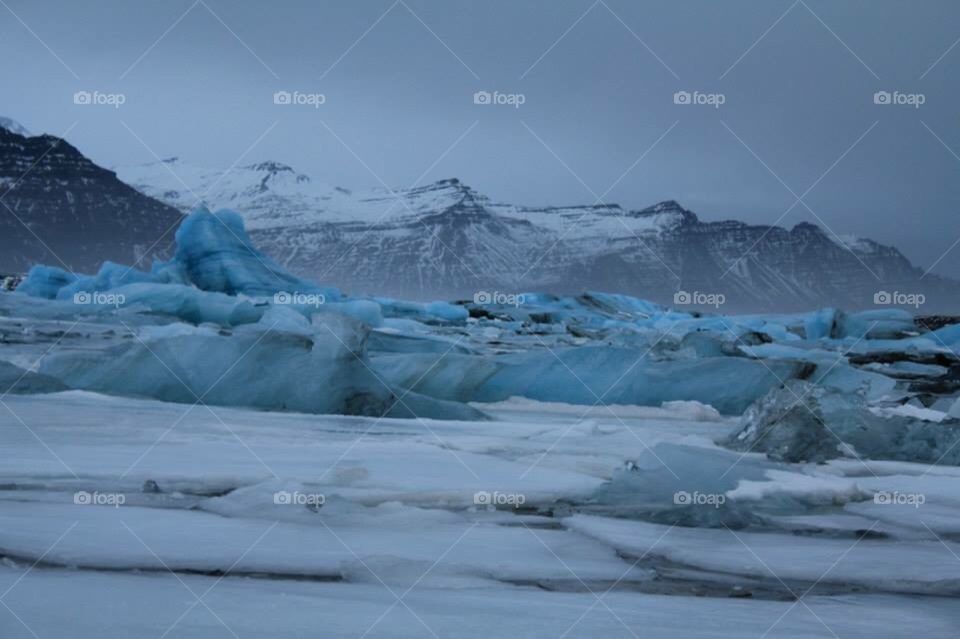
[1, 392, 959, 638]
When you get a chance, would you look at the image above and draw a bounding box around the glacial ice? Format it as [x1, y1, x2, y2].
[37, 310, 484, 420]
[725, 379, 960, 465]
[470, 348, 810, 415]
[161, 206, 341, 300]
[0, 359, 67, 394]
[7, 204, 960, 465]
[15, 264, 78, 298]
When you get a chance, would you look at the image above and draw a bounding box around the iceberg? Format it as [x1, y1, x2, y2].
[16, 206, 339, 303]
[725, 380, 960, 465]
[38, 308, 484, 420]
[0, 359, 68, 394]
[162, 207, 340, 300]
[15, 265, 78, 299]
[471, 347, 811, 415]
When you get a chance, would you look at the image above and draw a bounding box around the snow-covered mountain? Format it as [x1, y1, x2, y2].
[119, 158, 960, 312]
[0, 121, 183, 274]
[0, 117, 31, 137]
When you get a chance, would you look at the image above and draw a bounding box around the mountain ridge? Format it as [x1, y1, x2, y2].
[0, 125, 184, 274]
[118, 157, 957, 313]
[1, 116, 953, 312]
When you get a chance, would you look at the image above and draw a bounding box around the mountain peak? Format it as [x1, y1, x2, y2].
[241, 160, 311, 192]
[791, 221, 825, 236]
[632, 199, 698, 224]
[404, 178, 482, 201]
[246, 161, 296, 174]
[0, 117, 31, 137]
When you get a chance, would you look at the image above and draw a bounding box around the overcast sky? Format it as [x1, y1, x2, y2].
[4, 0, 960, 276]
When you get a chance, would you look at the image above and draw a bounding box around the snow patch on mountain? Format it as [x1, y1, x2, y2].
[0, 116, 31, 137]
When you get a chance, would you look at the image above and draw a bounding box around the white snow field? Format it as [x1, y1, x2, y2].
[1, 392, 960, 638]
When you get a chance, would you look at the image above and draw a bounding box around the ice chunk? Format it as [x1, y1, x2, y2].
[814, 363, 896, 400]
[725, 381, 854, 463]
[470, 396, 722, 421]
[726, 469, 868, 505]
[15, 265, 77, 299]
[738, 342, 842, 365]
[950, 396, 960, 419]
[835, 309, 918, 339]
[111, 282, 263, 326]
[319, 299, 383, 327]
[374, 297, 468, 324]
[376, 347, 808, 414]
[725, 380, 960, 465]
[473, 347, 811, 415]
[55, 261, 165, 301]
[0, 359, 68, 394]
[162, 206, 341, 299]
[37, 311, 485, 419]
[870, 404, 950, 423]
[373, 353, 501, 403]
[590, 442, 783, 526]
[862, 361, 948, 379]
[803, 307, 837, 340]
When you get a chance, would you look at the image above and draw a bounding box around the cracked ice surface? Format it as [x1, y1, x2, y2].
[2, 392, 960, 637]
